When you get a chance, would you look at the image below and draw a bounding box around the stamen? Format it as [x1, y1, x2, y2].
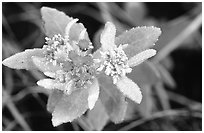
[99, 45, 132, 84]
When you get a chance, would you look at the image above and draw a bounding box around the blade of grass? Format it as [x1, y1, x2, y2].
[119, 109, 202, 131]
[4, 120, 18, 131]
[153, 13, 202, 63]
[3, 89, 31, 130]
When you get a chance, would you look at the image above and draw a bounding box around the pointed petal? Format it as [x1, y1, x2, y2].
[41, 7, 73, 37]
[87, 99, 109, 130]
[128, 49, 156, 67]
[37, 79, 65, 90]
[98, 74, 127, 123]
[88, 78, 100, 110]
[47, 90, 64, 113]
[32, 56, 61, 73]
[116, 76, 142, 104]
[100, 22, 116, 51]
[2, 48, 44, 70]
[65, 18, 79, 38]
[69, 23, 90, 42]
[41, 7, 90, 41]
[52, 89, 89, 126]
[44, 71, 56, 78]
[115, 26, 161, 58]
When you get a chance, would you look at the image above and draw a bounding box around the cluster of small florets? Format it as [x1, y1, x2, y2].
[99, 45, 132, 84]
[43, 34, 96, 90]
[43, 34, 72, 66]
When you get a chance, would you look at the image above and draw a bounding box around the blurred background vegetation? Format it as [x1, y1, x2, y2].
[2, 2, 202, 131]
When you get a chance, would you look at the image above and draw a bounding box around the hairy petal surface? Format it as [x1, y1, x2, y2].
[52, 89, 89, 126]
[100, 22, 116, 51]
[41, 6, 90, 41]
[88, 78, 100, 110]
[87, 100, 109, 131]
[128, 49, 156, 68]
[47, 90, 64, 113]
[41, 7, 73, 37]
[98, 74, 127, 123]
[32, 56, 61, 73]
[115, 26, 161, 58]
[37, 79, 65, 90]
[116, 76, 142, 104]
[2, 48, 44, 70]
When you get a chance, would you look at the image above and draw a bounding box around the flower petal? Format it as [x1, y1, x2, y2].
[115, 26, 161, 58]
[88, 78, 100, 110]
[37, 79, 65, 90]
[32, 56, 61, 73]
[41, 7, 90, 42]
[116, 76, 142, 104]
[87, 99, 109, 130]
[100, 22, 116, 51]
[98, 74, 127, 123]
[52, 89, 89, 126]
[128, 49, 156, 68]
[2, 48, 44, 70]
[41, 7, 73, 37]
[47, 90, 64, 113]
[69, 23, 90, 42]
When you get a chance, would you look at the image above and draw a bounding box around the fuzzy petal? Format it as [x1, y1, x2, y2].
[41, 7, 90, 42]
[2, 48, 44, 70]
[37, 79, 65, 90]
[116, 76, 142, 104]
[41, 7, 73, 37]
[32, 56, 61, 73]
[69, 23, 90, 42]
[87, 99, 109, 130]
[47, 90, 64, 113]
[98, 74, 127, 123]
[128, 49, 156, 68]
[115, 26, 161, 58]
[52, 89, 89, 126]
[88, 78, 100, 110]
[100, 22, 116, 51]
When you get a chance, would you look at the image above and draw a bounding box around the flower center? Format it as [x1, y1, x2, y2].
[98, 45, 132, 84]
[43, 34, 95, 89]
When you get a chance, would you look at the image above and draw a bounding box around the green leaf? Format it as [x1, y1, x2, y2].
[98, 74, 127, 123]
[47, 90, 63, 113]
[2, 48, 44, 70]
[32, 56, 61, 73]
[52, 89, 89, 126]
[115, 26, 161, 58]
[127, 61, 160, 86]
[88, 78, 100, 110]
[116, 76, 142, 104]
[41, 7, 90, 42]
[87, 100, 109, 131]
[100, 22, 116, 51]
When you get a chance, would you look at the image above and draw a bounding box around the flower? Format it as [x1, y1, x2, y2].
[2, 7, 100, 127]
[2, 7, 161, 127]
[94, 22, 158, 104]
